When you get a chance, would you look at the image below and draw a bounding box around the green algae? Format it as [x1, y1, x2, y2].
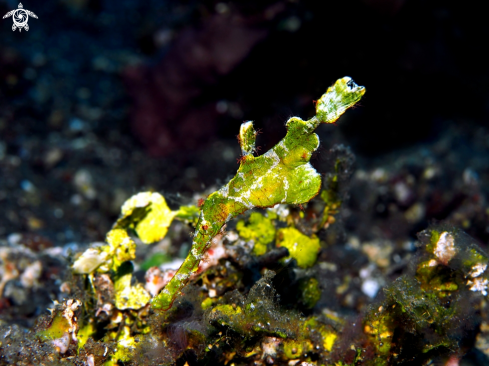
[37, 311, 72, 341]
[73, 191, 199, 275]
[140, 252, 172, 271]
[208, 271, 297, 340]
[120, 192, 177, 244]
[363, 226, 489, 365]
[36, 299, 82, 356]
[276, 227, 321, 268]
[206, 270, 339, 363]
[113, 262, 150, 310]
[104, 326, 138, 365]
[238, 121, 257, 156]
[299, 277, 322, 309]
[236, 212, 276, 255]
[77, 321, 96, 350]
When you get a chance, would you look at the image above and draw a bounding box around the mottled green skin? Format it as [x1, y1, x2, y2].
[152, 77, 365, 310]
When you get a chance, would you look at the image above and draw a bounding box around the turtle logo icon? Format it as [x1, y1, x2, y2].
[3, 3, 38, 32]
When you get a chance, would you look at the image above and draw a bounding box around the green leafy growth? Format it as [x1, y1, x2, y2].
[152, 77, 365, 310]
[37, 311, 72, 341]
[140, 252, 172, 271]
[282, 317, 337, 359]
[425, 229, 440, 253]
[113, 262, 151, 310]
[119, 192, 177, 244]
[104, 326, 138, 365]
[236, 212, 276, 255]
[238, 121, 257, 156]
[72, 192, 199, 275]
[207, 271, 337, 360]
[317, 145, 355, 231]
[384, 276, 457, 334]
[72, 227, 136, 274]
[77, 321, 96, 350]
[365, 276, 459, 365]
[106, 228, 137, 271]
[276, 227, 321, 268]
[175, 204, 201, 226]
[364, 226, 489, 365]
[299, 277, 322, 309]
[319, 161, 342, 228]
[417, 227, 489, 294]
[320, 187, 340, 226]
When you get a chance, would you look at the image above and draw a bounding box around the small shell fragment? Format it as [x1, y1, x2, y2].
[434, 232, 456, 265]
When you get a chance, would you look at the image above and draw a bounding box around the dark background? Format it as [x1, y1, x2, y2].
[1, 0, 489, 244]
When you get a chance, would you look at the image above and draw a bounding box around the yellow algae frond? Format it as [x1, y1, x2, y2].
[276, 227, 321, 268]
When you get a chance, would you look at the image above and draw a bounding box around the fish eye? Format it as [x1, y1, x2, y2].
[347, 79, 356, 90]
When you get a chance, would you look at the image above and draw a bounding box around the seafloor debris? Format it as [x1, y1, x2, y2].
[2, 75, 489, 365]
[38, 299, 82, 354]
[9, 223, 482, 365]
